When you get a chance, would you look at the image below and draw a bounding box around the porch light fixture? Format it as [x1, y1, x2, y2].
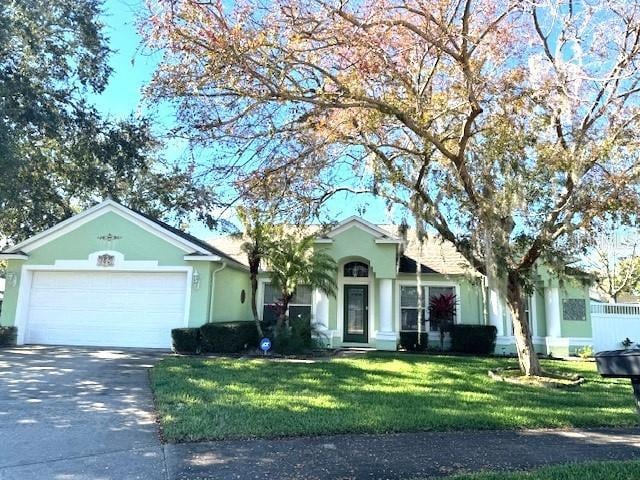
[6, 271, 17, 287]
[192, 270, 201, 290]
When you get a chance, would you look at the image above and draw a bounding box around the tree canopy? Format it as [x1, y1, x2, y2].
[0, 0, 219, 243]
[144, 0, 640, 375]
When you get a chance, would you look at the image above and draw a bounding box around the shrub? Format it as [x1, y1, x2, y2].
[272, 317, 317, 355]
[200, 322, 259, 354]
[399, 331, 428, 352]
[576, 345, 594, 359]
[171, 328, 201, 354]
[449, 324, 497, 355]
[0, 326, 17, 347]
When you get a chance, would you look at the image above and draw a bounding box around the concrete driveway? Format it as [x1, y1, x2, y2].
[0, 346, 168, 480]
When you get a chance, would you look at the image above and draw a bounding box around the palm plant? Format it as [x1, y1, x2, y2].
[429, 293, 457, 351]
[267, 235, 337, 331]
[237, 207, 281, 338]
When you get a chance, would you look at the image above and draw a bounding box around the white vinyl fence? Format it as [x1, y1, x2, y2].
[591, 303, 640, 352]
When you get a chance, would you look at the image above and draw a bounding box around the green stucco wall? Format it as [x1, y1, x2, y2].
[559, 282, 592, 338]
[210, 265, 252, 323]
[321, 227, 397, 278]
[0, 211, 249, 329]
[0, 259, 21, 326]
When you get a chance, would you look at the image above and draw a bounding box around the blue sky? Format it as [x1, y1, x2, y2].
[91, 0, 397, 237]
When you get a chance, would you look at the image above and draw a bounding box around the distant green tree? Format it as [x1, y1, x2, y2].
[0, 0, 219, 243]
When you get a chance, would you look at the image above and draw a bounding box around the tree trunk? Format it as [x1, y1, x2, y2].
[276, 294, 292, 332]
[248, 255, 264, 338]
[506, 274, 543, 376]
[249, 273, 263, 337]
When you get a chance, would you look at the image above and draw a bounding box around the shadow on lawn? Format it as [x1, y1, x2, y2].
[152, 353, 639, 442]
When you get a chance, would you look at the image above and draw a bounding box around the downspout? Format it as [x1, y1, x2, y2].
[208, 261, 227, 323]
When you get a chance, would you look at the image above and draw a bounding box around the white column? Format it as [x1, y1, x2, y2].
[488, 288, 505, 336]
[314, 290, 329, 332]
[375, 279, 396, 350]
[545, 286, 562, 338]
[378, 279, 393, 334]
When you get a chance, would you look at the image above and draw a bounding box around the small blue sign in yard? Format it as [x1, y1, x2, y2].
[260, 338, 272, 353]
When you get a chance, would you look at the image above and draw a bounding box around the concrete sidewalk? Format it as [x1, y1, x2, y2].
[164, 427, 640, 479]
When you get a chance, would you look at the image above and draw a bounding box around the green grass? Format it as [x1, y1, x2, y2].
[150, 353, 639, 442]
[436, 460, 640, 479]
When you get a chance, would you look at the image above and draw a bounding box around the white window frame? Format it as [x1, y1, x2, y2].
[396, 280, 460, 334]
[509, 294, 538, 337]
[257, 279, 313, 321]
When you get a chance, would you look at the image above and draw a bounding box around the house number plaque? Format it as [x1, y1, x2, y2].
[96, 254, 115, 267]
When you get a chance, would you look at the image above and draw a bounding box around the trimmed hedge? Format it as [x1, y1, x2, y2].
[171, 328, 201, 355]
[0, 326, 17, 347]
[399, 331, 428, 352]
[200, 322, 259, 354]
[450, 324, 497, 355]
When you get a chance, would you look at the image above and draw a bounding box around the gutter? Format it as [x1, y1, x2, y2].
[208, 261, 227, 323]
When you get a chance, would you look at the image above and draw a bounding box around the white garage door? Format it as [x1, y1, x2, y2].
[25, 271, 188, 348]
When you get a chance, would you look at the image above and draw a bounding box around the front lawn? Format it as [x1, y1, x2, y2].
[438, 460, 640, 479]
[150, 353, 638, 442]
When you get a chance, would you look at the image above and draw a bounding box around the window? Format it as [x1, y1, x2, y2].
[512, 296, 532, 334]
[344, 261, 369, 278]
[400, 285, 456, 331]
[262, 283, 313, 325]
[563, 298, 586, 321]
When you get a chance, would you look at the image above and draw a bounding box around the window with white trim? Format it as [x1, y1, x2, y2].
[511, 295, 532, 334]
[400, 285, 456, 331]
[262, 283, 312, 325]
[344, 261, 369, 278]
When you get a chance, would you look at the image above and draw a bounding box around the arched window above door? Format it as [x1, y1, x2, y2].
[343, 261, 369, 278]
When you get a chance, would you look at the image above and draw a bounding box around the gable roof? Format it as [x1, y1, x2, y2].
[320, 216, 402, 243]
[0, 200, 240, 266]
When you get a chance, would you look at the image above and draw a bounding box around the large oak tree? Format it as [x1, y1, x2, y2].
[1, 0, 220, 243]
[145, 0, 640, 375]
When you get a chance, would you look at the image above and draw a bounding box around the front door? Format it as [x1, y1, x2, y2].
[343, 285, 368, 343]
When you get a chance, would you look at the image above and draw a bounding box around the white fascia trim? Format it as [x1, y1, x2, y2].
[185, 255, 249, 272]
[374, 239, 403, 244]
[184, 255, 222, 261]
[326, 216, 400, 240]
[9, 199, 212, 255]
[314, 239, 334, 244]
[0, 253, 29, 260]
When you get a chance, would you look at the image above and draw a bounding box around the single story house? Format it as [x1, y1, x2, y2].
[0, 200, 592, 355]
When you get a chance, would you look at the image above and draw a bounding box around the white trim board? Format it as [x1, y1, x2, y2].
[0, 253, 29, 260]
[326, 216, 400, 241]
[5, 199, 212, 255]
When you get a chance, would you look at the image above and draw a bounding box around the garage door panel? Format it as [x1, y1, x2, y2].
[25, 271, 188, 348]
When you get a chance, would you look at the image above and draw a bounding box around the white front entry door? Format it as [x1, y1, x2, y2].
[24, 271, 188, 348]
